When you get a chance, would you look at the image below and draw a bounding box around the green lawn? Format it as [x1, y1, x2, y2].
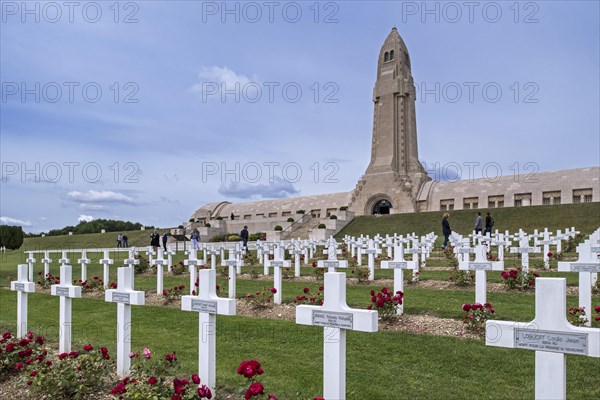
[1, 289, 598, 399]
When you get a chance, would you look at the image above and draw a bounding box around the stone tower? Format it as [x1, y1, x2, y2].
[349, 28, 430, 215]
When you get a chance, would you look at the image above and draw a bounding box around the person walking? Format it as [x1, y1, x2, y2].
[240, 225, 249, 250]
[162, 232, 168, 252]
[442, 213, 451, 250]
[191, 229, 200, 250]
[116, 234, 122, 248]
[150, 230, 160, 252]
[484, 212, 494, 236]
[122, 234, 128, 248]
[474, 212, 483, 234]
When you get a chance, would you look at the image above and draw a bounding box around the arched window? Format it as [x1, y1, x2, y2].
[389, 50, 394, 60]
[384, 52, 389, 62]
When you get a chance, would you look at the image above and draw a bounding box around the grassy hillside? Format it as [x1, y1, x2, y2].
[21, 229, 165, 252]
[337, 202, 600, 238]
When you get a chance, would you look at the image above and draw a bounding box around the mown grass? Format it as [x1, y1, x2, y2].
[1, 290, 599, 400]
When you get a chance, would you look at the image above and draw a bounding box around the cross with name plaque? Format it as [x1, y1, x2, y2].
[363, 239, 381, 281]
[296, 272, 378, 400]
[318, 238, 348, 273]
[25, 251, 36, 281]
[381, 245, 415, 315]
[509, 236, 540, 271]
[185, 249, 205, 296]
[181, 269, 235, 395]
[538, 229, 558, 270]
[10, 264, 36, 338]
[58, 250, 70, 266]
[222, 250, 238, 299]
[459, 244, 504, 304]
[154, 248, 167, 295]
[290, 242, 303, 277]
[269, 246, 290, 304]
[105, 267, 145, 378]
[557, 242, 600, 327]
[51, 265, 82, 353]
[77, 249, 91, 282]
[41, 250, 52, 277]
[99, 250, 114, 288]
[123, 248, 139, 270]
[486, 278, 599, 400]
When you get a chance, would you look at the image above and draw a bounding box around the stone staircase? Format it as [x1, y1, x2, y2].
[281, 216, 320, 240]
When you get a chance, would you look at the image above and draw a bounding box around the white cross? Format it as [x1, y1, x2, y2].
[459, 244, 504, 304]
[261, 245, 273, 276]
[296, 272, 378, 400]
[185, 249, 205, 296]
[486, 278, 599, 400]
[154, 248, 167, 295]
[77, 250, 91, 282]
[558, 242, 599, 327]
[269, 246, 290, 304]
[538, 229, 558, 270]
[59, 250, 70, 266]
[381, 245, 415, 315]
[181, 269, 235, 395]
[41, 250, 52, 278]
[222, 249, 239, 299]
[123, 248, 139, 269]
[206, 246, 219, 270]
[145, 246, 155, 269]
[10, 264, 36, 338]
[25, 251, 36, 281]
[362, 239, 381, 281]
[489, 234, 510, 261]
[99, 250, 114, 288]
[104, 267, 145, 378]
[509, 236, 540, 272]
[318, 238, 348, 272]
[50, 265, 82, 353]
[290, 242, 303, 277]
[167, 249, 176, 272]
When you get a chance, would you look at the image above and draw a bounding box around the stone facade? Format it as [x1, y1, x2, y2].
[188, 28, 599, 234]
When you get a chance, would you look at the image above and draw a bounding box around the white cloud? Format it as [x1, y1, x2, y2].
[78, 215, 95, 222]
[79, 204, 108, 211]
[218, 177, 300, 199]
[67, 190, 136, 205]
[190, 66, 256, 93]
[0, 216, 32, 226]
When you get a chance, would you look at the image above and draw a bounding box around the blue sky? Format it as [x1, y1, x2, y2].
[1, 1, 599, 232]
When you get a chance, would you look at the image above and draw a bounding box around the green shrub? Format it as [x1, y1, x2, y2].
[216, 217, 223, 220]
[205, 223, 211, 227]
[318, 224, 326, 229]
[287, 217, 295, 222]
[339, 206, 348, 211]
[296, 210, 305, 214]
[330, 215, 337, 220]
[274, 225, 283, 231]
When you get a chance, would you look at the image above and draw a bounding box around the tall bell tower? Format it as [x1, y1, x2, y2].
[349, 28, 430, 215]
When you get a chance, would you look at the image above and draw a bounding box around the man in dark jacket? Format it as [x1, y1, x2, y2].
[484, 212, 494, 236]
[240, 226, 249, 249]
[162, 232, 168, 252]
[442, 213, 451, 249]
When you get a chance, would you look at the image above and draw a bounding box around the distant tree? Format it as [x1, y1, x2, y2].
[0, 225, 24, 249]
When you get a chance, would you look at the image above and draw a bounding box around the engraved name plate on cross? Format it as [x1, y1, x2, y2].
[363, 239, 381, 281]
[104, 267, 145, 377]
[509, 235, 540, 272]
[381, 244, 415, 314]
[486, 278, 599, 400]
[181, 269, 235, 395]
[296, 272, 378, 400]
[459, 244, 504, 304]
[10, 264, 36, 337]
[51, 265, 82, 353]
[557, 242, 600, 327]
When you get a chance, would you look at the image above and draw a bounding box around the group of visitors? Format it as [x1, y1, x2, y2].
[116, 234, 129, 248]
[441, 211, 495, 249]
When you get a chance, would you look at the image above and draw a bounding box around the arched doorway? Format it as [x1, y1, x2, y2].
[372, 199, 391, 215]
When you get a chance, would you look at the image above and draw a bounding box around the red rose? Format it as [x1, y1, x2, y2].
[35, 336, 45, 344]
[270, 288, 277, 294]
[245, 382, 265, 399]
[303, 287, 310, 293]
[111, 382, 127, 395]
[83, 344, 93, 352]
[3, 332, 12, 340]
[30, 370, 37, 377]
[69, 351, 79, 358]
[148, 376, 158, 385]
[268, 395, 279, 400]
[595, 306, 600, 313]
[46, 360, 53, 366]
[5, 343, 15, 352]
[376, 298, 385, 308]
[192, 373, 200, 384]
[100, 347, 109, 354]
[529, 281, 534, 286]
[462, 304, 471, 312]
[14, 363, 24, 371]
[595, 316, 600, 321]
[198, 385, 212, 398]
[58, 352, 68, 360]
[165, 352, 177, 362]
[163, 290, 168, 296]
